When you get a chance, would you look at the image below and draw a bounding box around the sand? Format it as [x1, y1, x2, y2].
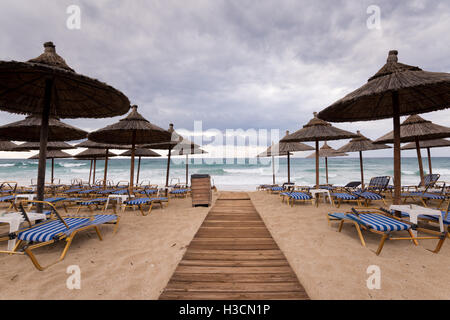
[0, 191, 449, 300]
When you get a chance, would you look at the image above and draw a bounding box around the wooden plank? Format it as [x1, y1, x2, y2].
[160, 291, 309, 300]
[179, 259, 289, 267]
[170, 273, 299, 283]
[183, 250, 285, 260]
[164, 281, 304, 292]
[174, 265, 294, 274]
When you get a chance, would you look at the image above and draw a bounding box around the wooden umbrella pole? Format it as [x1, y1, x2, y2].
[185, 154, 189, 186]
[130, 131, 136, 193]
[51, 158, 54, 184]
[272, 154, 275, 185]
[315, 140, 319, 188]
[427, 147, 432, 174]
[103, 149, 109, 188]
[359, 151, 365, 189]
[287, 152, 291, 184]
[136, 156, 141, 186]
[415, 137, 424, 184]
[93, 158, 96, 184]
[88, 159, 93, 185]
[325, 157, 328, 185]
[165, 146, 172, 196]
[392, 92, 401, 207]
[37, 78, 53, 213]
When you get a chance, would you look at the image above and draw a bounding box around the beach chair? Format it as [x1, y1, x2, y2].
[352, 176, 390, 206]
[330, 181, 363, 208]
[335, 208, 446, 255]
[288, 192, 314, 206]
[0, 182, 18, 195]
[401, 174, 446, 207]
[75, 198, 110, 213]
[0, 201, 120, 271]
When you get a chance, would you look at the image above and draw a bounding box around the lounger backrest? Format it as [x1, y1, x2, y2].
[422, 174, 440, 189]
[367, 176, 390, 192]
[345, 181, 361, 189]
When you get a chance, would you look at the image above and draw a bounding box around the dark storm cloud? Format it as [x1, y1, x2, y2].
[0, 0, 449, 156]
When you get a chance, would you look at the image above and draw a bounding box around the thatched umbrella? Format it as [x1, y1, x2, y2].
[88, 106, 171, 192]
[258, 130, 314, 184]
[402, 138, 450, 175]
[0, 141, 19, 152]
[74, 148, 117, 185]
[337, 131, 391, 188]
[306, 141, 348, 185]
[15, 141, 75, 184]
[375, 115, 450, 183]
[144, 124, 198, 190]
[171, 146, 207, 186]
[0, 42, 130, 209]
[121, 148, 161, 185]
[75, 140, 129, 187]
[318, 50, 450, 205]
[30, 150, 72, 184]
[281, 112, 357, 187]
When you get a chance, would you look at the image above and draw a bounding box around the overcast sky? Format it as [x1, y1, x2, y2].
[0, 0, 449, 158]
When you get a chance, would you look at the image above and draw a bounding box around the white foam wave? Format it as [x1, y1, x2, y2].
[61, 163, 85, 168]
[0, 163, 15, 167]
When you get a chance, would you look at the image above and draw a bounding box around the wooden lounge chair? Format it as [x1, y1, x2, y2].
[330, 181, 362, 208]
[401, 174, 446, 207]
[0, 201, 120, 271]
[352, 176, 390, 206]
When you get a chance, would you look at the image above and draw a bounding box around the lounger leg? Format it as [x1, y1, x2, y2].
[94, 226, 103, 241]
[338, 220, 344, 232]
[113, 217, 121, 234]
[353, 222, 366, 247]
[421, 198, 428, 207]
[375, 234, 388, 256]
[147, 202, 153, 215]
[430, 234, 447, 254]
[407, 229, 419, 246]
[24, 248, 46, 271]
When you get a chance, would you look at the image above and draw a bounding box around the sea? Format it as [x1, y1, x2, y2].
[0, 157, 448, 190]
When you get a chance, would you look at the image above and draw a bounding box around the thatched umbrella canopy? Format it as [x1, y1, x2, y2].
[0, 141, 19, 152]
[88, 105, 171, 191]
[0, 115, 87, 142]
[306, 141, 348, 185]
[375, 114, 450, 183]
[144, 123, 198, 190]
[13, 141, 74, 151]
[258, 130, 314, 184]
[402, 138, 450, 175]
[74, 148, 117, 185]
[30, 150, 72, 184]
[281, 112, 357, 187]
[171, 146, 207, 186]
[337, 130, 391, 188]
[318, 50, 450, 205]
[121, 148, 161, 185]
[75, 140, 130, 187]
[0, 42, 130, 209]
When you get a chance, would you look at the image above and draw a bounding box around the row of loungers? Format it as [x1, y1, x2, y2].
[327, 206, 449, 256]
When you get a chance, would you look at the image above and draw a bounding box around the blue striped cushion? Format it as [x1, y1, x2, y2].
[271, 187, 283, 191]
[79, 198, 108, 205]
[64, 188, 82, 193]
[421, 193, 445, 200]
[82, 215, 118, 228]
[353, 192, 383, 200]
[280, 192, 290, 196]
[401, 192, 422, 197]
[289, 192, 312, 200]
[170, 189, 187, 194]
[346, 213, 411, 232]
[18, 217, 90, 242]
[0, 195, 15, 202]
[125, 198, 150, 205]
[78, 189, 97, 194]
[140, 189, 157, 195]
[424, 212, 450, 225]
[328, 212, 348, 220]
[150, 197, 168, 202]
[44, 197, 66, 203]
[332, 193, 357, 200]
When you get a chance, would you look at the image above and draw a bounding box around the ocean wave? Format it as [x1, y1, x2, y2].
[434, 168, 450, 175]
[70, 168, 91, 174]
[60, 163, 86, 168]
[0, 163, 15, 167]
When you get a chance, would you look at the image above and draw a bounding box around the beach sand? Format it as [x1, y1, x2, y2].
[0, 191, 449, 300]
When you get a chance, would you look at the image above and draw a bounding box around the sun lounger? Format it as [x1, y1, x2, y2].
[351, 176, 390, 206]
[76, 198, 109, 213]
[401, 174, 446, 207]
[0, 201, 120, 271]
[287, 192, 313, 206]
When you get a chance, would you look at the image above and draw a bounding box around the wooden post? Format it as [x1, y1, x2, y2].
[51, 157, 54, 184]
[136, 156, 141, 186]
[272, 154, 275, 185]
[129, 131, 136, 193]
[359, 151, 364, 189]
[427, 147, 432, 174]
[93, 158, 96, 184]
[185, 154, 189, 186]
[37, 78, 53, 213]
[315, 140, 320, 188]
[165, 145, 172, 196]
[325, 157, 328, 185]
[287, 152, 291, 184]
[103, 149, 109, 188]
[392, 91, 401, 207]
[88, 159, 93, 185]
[415, 137, 424, 184]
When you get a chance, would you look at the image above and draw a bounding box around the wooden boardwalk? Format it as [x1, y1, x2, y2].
[159, 192, 309, 300]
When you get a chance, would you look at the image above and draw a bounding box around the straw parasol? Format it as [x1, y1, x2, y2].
[402, 139, 450, 175]
[281, 112, 357, 187]
[0, 115, 87, 142]
[121, 148, 161, 185]
[75, 140, 130, 187]
[0, 42, 130, 209]
[375, 115, 450, 183]
[30, 150, 72, 184]
[258, 130, 314, 184]
[74, 149, 117, 185]
[306, 141, 348, 185]
[88, 106, 171, 191]
[0, 141, 19, 152]
[145, 123, 199, 190]
[171, 146, 207, 186]
[337, 131, 390, 188]
[318, 50, 450, 205]
[13, 141, 74, 151]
